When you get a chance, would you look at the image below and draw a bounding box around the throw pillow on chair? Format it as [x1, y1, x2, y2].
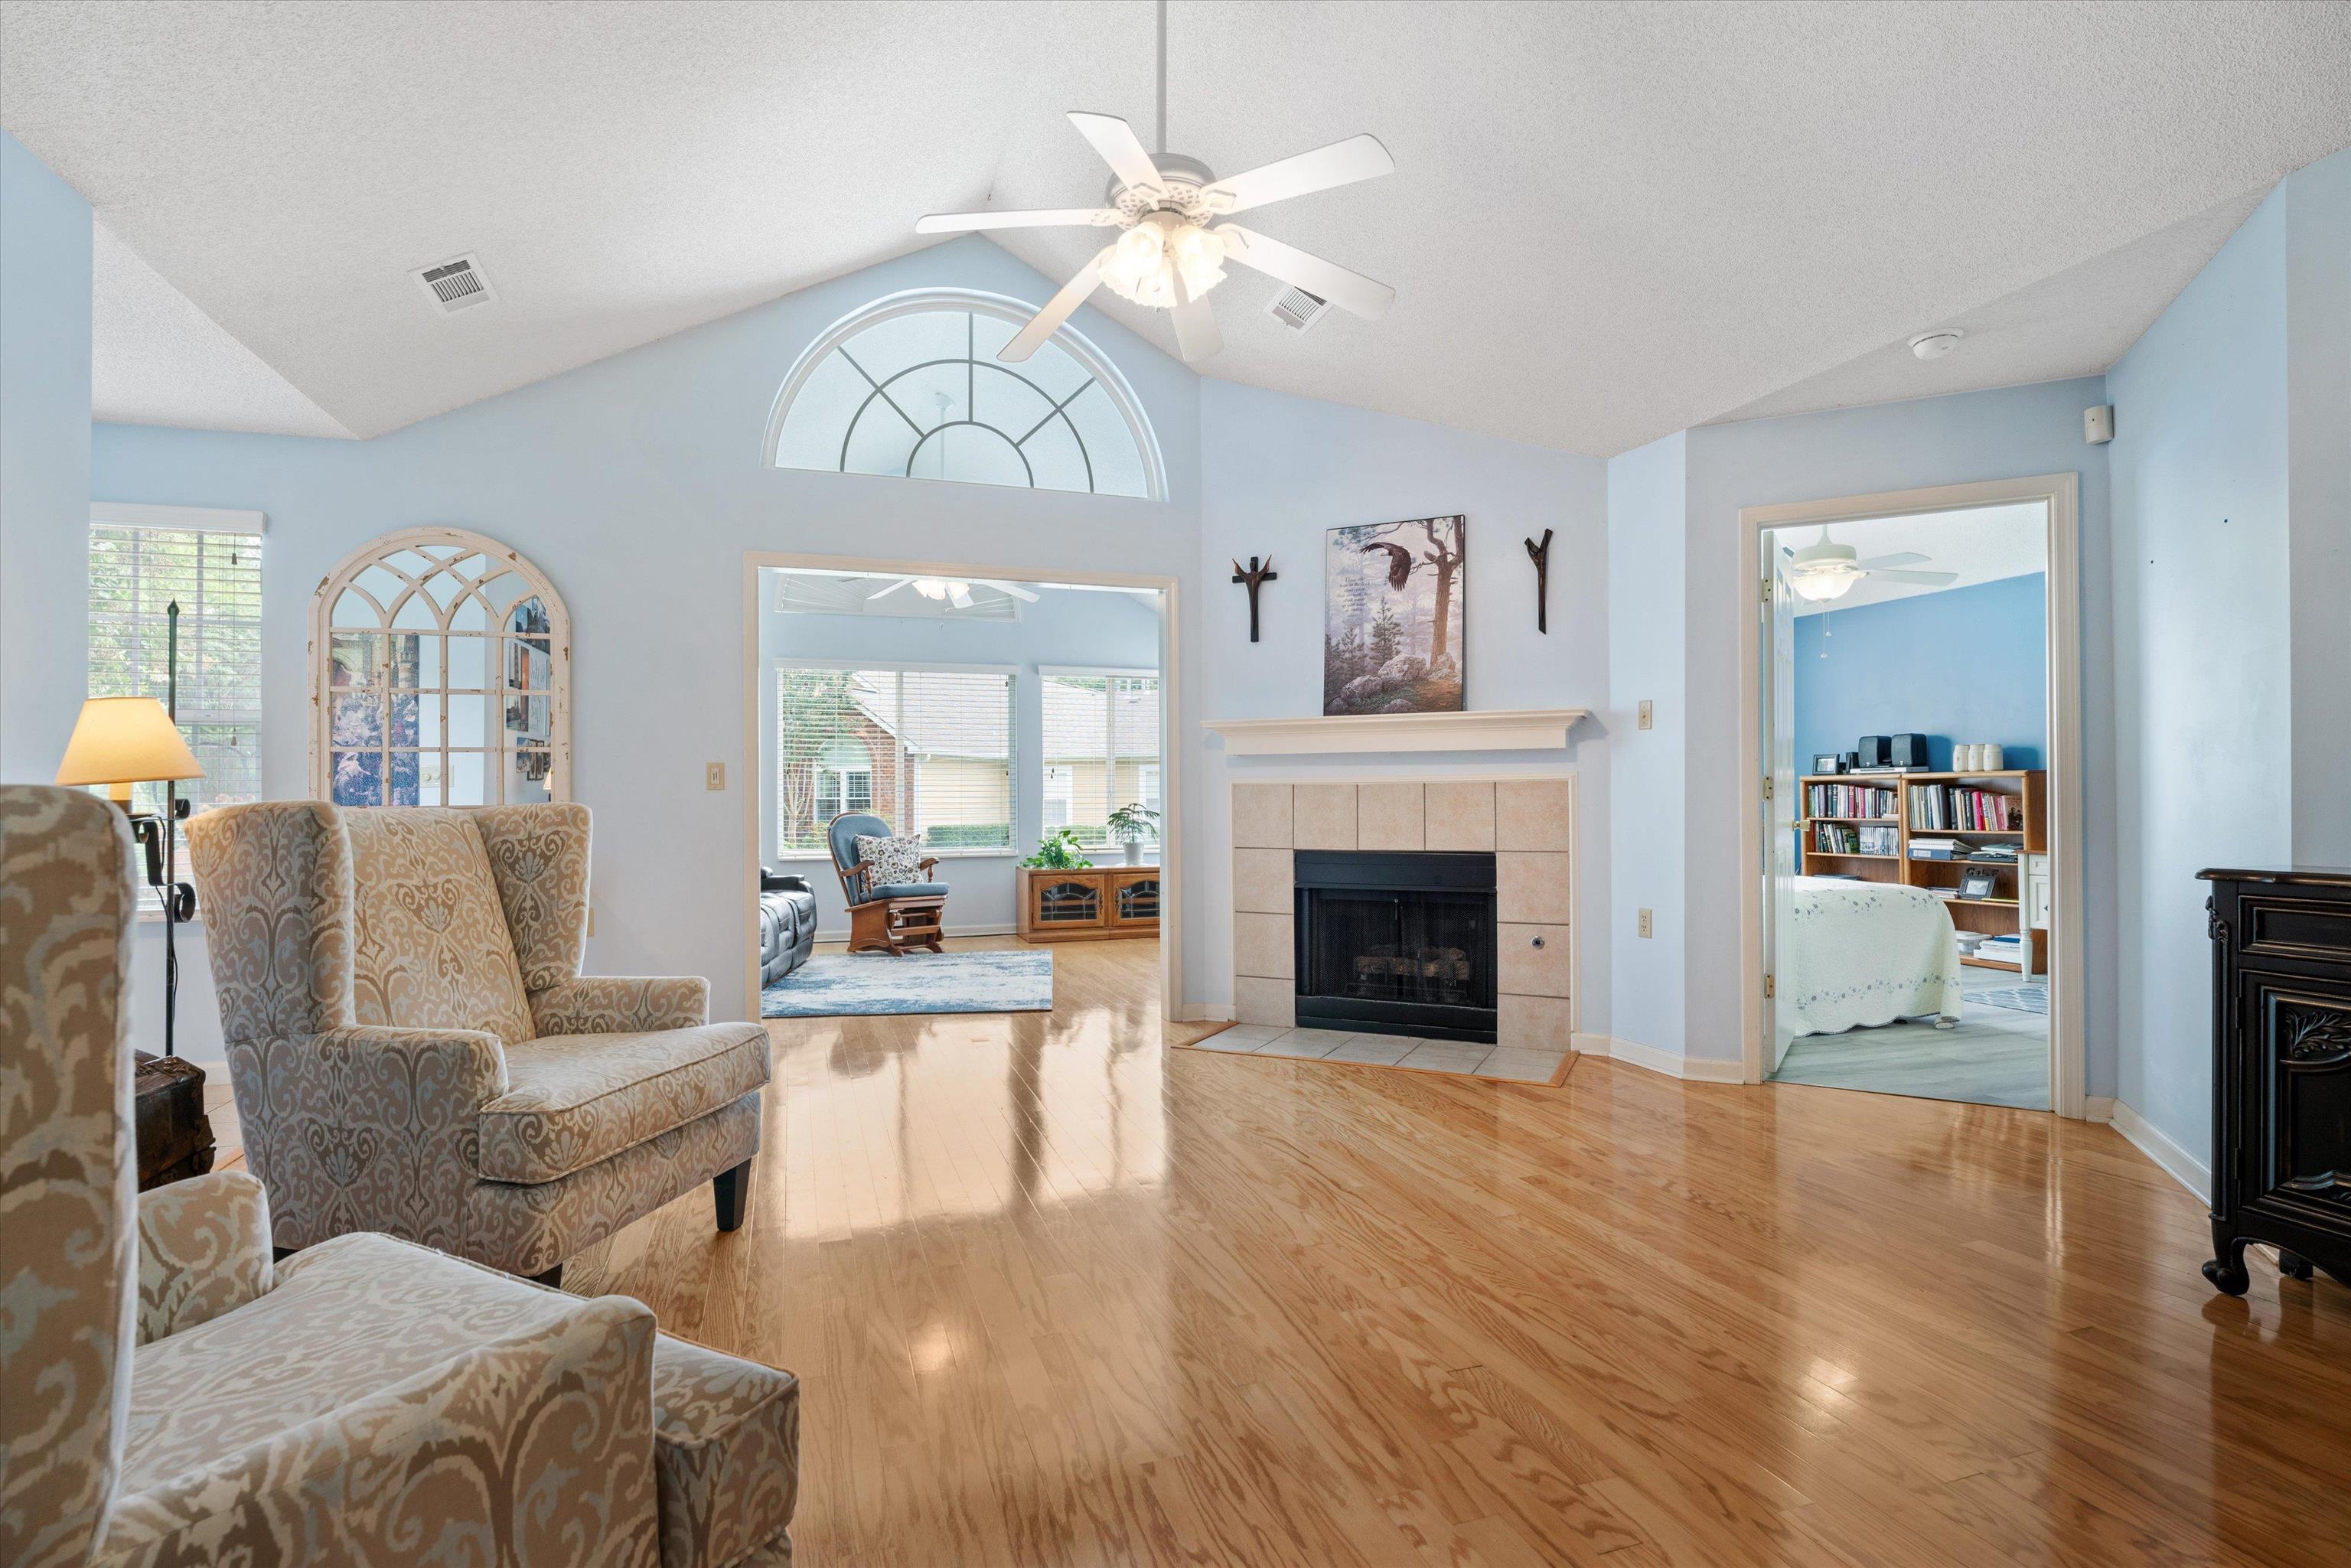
[855, 833, 925, 887]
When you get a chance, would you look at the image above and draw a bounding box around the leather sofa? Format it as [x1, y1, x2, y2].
[759, 867, 817, 986]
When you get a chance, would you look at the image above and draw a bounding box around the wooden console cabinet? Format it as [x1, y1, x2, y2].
[1016, 865, 1159, 942]
[2199, 866, 2351, 1296]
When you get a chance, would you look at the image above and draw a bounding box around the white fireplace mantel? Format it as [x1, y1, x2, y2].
[1202, 708, 1590, 757]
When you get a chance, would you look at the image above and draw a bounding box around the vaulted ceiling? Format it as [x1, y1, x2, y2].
[5, 1, 2348, 455]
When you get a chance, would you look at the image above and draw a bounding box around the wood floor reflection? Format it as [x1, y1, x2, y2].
[244, 937, 2351, 1563]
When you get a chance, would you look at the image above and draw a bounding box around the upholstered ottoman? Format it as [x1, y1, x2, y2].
[651, 1333, 801, 1568]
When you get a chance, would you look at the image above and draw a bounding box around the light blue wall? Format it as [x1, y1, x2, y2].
[1674, 380, 2118, 1087]
[0, 129, 93, 779]
[2107, 178, 2295, 1173]
[1794, 573, 2048, 773]
[1605, 431, 1686, 1055]
[755, 583, 1160, 937]
[89, 237, 1202, 1057]
[1196, 380, 1612, 1032]
[2284, 146, 2351, 868]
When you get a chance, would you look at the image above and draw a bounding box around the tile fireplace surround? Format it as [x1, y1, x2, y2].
[1229, 778, 1574, 1053]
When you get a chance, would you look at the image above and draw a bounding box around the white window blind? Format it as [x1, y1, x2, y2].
[1038, 670, 1160, 849]
[87, 512, 265, 905]
[775, 664, 1014, 855]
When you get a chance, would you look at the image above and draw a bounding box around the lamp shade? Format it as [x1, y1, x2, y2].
[55, 696, 204, 788]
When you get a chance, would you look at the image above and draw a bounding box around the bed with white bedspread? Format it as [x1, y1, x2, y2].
[1782, 875, 1962, 1036]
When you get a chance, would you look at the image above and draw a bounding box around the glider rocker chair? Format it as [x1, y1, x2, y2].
[0, 784, 799, 1568]
[827, 810, 947, 954]
[184, 800, 771, 1287]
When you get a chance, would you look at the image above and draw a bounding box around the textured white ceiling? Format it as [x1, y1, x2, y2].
[6, 1, 2349, 453]
[1779, 504, 2047, 618]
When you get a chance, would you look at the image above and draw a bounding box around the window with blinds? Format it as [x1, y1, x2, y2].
[1039, 670, 1161, 848]
[775, 665, 1015, 855]
[87, 511, 265, 905]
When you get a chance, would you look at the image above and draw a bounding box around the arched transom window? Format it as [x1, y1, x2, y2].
[309, 527, 571, 807]
[766, 292, 1162, 500]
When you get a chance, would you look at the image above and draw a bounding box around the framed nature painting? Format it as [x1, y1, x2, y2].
[1323, 515, 1465, 716]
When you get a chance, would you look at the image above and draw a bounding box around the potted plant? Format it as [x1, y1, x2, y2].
[1107, 803, 1160, 865]
[1019, 829, 1094, 871]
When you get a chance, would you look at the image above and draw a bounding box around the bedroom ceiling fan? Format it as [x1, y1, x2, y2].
[914, 1, 1395, 365]
[1785, 528, 1959, 602]
[866, 575, 1042, 611]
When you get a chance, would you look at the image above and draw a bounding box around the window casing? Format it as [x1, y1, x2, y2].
[1038, 668, 1162, 849]
[308, 528, 571, 806]
[87, 505, 265, 908]
[776, 663, 1015, 856]
[766, 292, 1163, 500]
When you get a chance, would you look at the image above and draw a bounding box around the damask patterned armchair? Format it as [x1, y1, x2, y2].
[1, 786, 801, 1568]
[183, 801, 769, 1285]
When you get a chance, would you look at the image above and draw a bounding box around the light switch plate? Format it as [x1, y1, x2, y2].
[706, 761, 726, 791]
[1638, 699, 1654, 730]
[1638, 908, 1653, 939]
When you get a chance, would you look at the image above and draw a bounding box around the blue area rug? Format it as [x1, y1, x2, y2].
[761, 950, 1053, 1018]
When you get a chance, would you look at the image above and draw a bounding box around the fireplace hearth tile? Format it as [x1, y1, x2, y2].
[1475, 1046, 1569, 1083]
[1399, 1039, 1495, 1075]
[1322, 1034, 1417, 1067]
[1293, 784, 1358, 850]
[1197, 1025, 1287, 1052]
[1358, 783, 1426, 850]
[1498, 922, 1572, 997]
[1424, 781, 1497, 850]
[1258, 1028, 1347, 1060]
[1234, 975, 1296, 1028]
[1497, 779, 1573, 852]
[1498, 993, 1573, 1052]
[1233, 911, 1295, 980]
[1234, 848, 1294, 914]
[1232, 783, 1293, 848]
[1498, 852, 1573, 924]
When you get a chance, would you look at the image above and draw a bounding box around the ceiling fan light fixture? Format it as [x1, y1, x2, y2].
[1791, 566, 1861, 602]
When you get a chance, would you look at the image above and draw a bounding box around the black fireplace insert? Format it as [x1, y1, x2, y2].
[1293, 849, 1497, 1043]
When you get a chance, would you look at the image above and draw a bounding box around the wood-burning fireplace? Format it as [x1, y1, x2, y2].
[1293, 850, 1498, 1043]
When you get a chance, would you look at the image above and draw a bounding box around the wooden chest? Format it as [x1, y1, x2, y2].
[2199, 868, 2351, 1294]
[132, 1051, 217, 1192]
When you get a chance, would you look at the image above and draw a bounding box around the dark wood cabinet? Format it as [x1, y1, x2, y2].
[2199, 866, 2351, 1295]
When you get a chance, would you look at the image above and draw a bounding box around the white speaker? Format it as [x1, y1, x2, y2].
[2084, 404, 2115, 444]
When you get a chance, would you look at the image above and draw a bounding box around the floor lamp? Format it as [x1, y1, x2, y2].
[57, 685, 205, 1057]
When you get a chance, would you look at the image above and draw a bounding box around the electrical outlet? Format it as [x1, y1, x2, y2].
[706, 761, 726, 791]
[1638, 699, 1654, 731]
[1638, 908, 1653, 939]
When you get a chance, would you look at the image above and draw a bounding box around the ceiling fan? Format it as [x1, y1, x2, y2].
[866, 575, 1042, 611]
[915, 3, 1394, 365]
[1785, 529, 1958, 603]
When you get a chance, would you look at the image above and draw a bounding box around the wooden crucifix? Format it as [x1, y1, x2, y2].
[1231, 556, 1277, 643]
[1524, 527, 1554, 634]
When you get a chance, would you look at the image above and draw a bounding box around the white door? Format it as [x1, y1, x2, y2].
[1764, 540, 1800, 1073]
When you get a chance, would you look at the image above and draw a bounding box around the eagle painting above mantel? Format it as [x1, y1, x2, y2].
[1324, 515, 1466, 716]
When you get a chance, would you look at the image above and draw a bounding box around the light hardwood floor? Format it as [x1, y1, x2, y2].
[215, 938, 2351, 1565]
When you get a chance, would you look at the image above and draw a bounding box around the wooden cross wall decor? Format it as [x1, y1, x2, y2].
[1231, 556, 1277, 643]
[1524, 528, 1554, 634]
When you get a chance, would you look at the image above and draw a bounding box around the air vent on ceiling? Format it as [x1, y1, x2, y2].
[1267, 285, 1330, 333]
[413, 253, 496, 315]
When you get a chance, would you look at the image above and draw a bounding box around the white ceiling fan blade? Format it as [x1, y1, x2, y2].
[1067, 112, 1162, 194]
[1864, 569, 1959, 586]
[948, 584, 973, 609]
[969, 578, 1042, 602]
[916, 207, 1122, 235]
[1001, 246, 1114, 363]
[1169, 267, 1223, 362]
[1852, 552, 1930, 569]
[866, 578, 914, 601]
[1205, 132, 1394, 215]
[1217, 224, 1394, 319]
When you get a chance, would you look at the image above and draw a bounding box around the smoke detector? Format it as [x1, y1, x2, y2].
[412, 253, 497, 315]
[1909, 329, 1964, 360]
[1267, 285, 1331, 333]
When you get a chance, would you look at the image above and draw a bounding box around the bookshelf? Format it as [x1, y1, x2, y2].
[1798, 769, 2048, 974]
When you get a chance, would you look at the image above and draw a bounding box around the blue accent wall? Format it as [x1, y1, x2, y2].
[1794, 572, 2046, 773]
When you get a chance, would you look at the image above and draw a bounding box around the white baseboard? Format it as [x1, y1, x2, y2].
[1573, 1033, 1745, 1084]
[1179, 1003, 1234, 1023]
[2094, 1097, 2209, 1203]
[814, 921, 1016, 944]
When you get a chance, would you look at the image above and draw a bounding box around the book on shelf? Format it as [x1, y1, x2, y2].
[1910, 836, 1963, 860]
[1907, 783, 2025, 833]
[1804, 781, 1896, 820]
[1810, 820, 1900, 856]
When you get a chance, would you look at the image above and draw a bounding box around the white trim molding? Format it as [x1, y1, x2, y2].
[2085, 1097, 2210, 1202]
[1205, 709, 1590, 757]
[1735, 474, 2088, 1120]
[91, 501, 267, 535]
[1574, 1035, 1746, 1084]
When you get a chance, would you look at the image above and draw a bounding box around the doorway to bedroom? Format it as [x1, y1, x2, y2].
[1752, 487, 2077, 1112]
